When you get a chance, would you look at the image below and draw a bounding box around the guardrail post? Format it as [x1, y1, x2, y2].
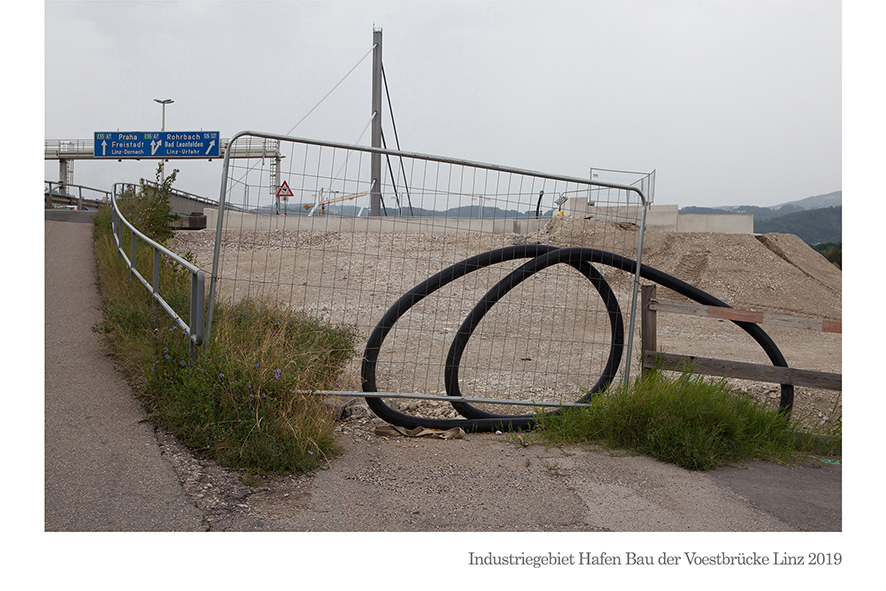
[641, 284, 657, 374]
[189, 270, 205, 361]
[152, 246, 160, 311]
[130, 232, 138, 286]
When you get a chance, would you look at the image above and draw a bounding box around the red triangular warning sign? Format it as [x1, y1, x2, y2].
[276, 181, 294, 198]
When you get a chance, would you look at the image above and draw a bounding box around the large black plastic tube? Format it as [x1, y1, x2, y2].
[362, 245, 579, 432]
[361, 246, 794, 432]
[444, 249, 624, 421]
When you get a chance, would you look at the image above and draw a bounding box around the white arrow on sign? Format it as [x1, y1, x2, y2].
[151, 139, 163, 155]
[101, 140, 107, 156]
[205, 140, 216, 155]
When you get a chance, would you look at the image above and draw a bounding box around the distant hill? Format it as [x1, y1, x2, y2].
[680, 191, 840, 216]
[773, 191, 842, 211]
[754, 206, 841, 244]
[679, 204, 803, 222]
[679, 191, 842, 244]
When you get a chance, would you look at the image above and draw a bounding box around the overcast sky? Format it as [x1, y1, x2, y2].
[43, 0, 842, 208]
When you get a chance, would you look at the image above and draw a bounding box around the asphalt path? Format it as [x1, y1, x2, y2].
[43, 209, 841, 532]
[44, 210, 204, 531]
[708, 458, 842, 532]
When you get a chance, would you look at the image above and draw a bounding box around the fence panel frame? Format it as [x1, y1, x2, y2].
[205, 130, 651, 406]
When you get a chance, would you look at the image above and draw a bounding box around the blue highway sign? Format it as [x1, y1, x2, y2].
[94, 131, 220, 159]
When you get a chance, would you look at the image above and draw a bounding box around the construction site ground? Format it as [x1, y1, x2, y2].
[164, 224, 844, 532]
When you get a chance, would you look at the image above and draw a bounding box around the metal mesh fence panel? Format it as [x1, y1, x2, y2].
[205, 131, 649, 420]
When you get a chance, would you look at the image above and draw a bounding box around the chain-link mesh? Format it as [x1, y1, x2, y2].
[206, 132, 650, 418]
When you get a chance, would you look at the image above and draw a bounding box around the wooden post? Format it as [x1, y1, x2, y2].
[641, 284, 657, 373]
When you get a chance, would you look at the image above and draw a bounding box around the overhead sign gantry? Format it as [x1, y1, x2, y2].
[48, 133, 285, 209]
[93, 131, 221, 159]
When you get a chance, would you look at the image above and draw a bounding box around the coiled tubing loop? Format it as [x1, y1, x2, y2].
[361, 245, 794, 432]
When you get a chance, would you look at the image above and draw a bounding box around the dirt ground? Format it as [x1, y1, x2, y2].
[171, 217, 841, 429]
[166, 218, 841, 531]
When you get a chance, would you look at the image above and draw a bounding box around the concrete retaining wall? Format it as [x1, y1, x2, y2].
[204, 204, 754, 235]
[561, 199, 752, 234]
[676, 213, 754, 233]
[205, 209, 556, 235]
[169, 193, 207, 216]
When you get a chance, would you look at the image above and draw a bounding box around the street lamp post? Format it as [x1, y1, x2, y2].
[154, 98, 173, 181]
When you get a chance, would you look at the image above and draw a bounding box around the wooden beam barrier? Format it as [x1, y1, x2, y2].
[647, 299, 842, 333]
[639, 284, 842, 391]
[643, 351, 843, 391]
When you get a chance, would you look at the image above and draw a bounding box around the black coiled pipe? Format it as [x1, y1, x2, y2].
[361, 245, 793, 432]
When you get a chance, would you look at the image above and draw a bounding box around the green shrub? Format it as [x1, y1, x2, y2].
[92, 169, 360, 474]
[811, 242, 841, 269]
[143, 300, 358, 472]
[533, 368, 835, 471]
[93, 163, 179, 245]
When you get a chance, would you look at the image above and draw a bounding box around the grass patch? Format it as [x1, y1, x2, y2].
[141, 299, 359, 473]
[532, 368, 841, 471]
[92, 171, 360, 474]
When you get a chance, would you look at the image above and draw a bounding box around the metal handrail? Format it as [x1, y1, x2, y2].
[110, 183, 205, 359]
[45, 181, 111, 209]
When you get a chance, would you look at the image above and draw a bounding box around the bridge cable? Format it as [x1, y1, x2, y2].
[381, 63, 415, 216]
[284, 44, 376, 136]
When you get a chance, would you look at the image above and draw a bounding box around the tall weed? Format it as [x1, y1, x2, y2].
[146, 300, 359, 472]
[92, 168, 359, 473]
[533, 368, 832, 471]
